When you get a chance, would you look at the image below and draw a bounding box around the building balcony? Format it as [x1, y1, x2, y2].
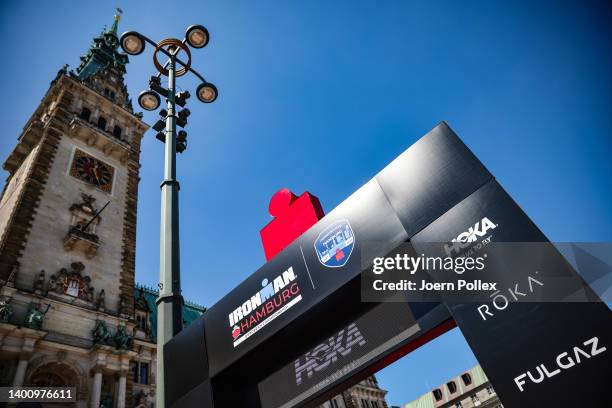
[68, 117, 130, 164]
[63, 226, 100, 259]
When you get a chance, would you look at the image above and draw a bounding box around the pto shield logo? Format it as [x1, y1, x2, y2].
[314, 220, 355, 268]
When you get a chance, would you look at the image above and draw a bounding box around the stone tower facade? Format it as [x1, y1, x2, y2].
[0, 12, 155, 408]
[0, 11, 387, 408]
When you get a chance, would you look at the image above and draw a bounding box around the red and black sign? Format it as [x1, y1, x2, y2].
[164, 122, 612, 407]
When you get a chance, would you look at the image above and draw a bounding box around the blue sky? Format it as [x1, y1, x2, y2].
[1, 1, 611, 405]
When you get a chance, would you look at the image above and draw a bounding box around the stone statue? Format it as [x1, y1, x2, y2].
[49, 268, 67, 294]
[46, 274, 57, 294]
[24, 302, 50, 330]
[100, 395, 113, 408]
[5, 264, 18, 287]
[135, 289, 150, 311]
[0, 296, 13, 323]
[92, 320, 111, 345]
[96, 289, 106, 310]
[135, 391, 148, 408]
[58, 64, 69, 75]
[82, 280, 94, 302]
[114, 325, 132, 350]
[117, 296, 125, 315]
[33, 270, 45, 293]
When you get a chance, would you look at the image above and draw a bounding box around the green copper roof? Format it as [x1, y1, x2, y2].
[135, 284, 206, 342]
[75, 10, 128, 82]
[402, 392, 434, 408]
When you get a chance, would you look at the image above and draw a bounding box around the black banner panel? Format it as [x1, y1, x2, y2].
[203, 122, 492, 379]
[165, 122, 611, 408]
[204, 178, 410, 376]
[411, 179, 612, 407]
[375, 122, 492, 237]
[257, 302, 450, 408]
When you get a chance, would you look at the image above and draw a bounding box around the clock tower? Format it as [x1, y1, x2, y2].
[0, 11, 153, 408]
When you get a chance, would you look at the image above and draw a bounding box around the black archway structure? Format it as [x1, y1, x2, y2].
[165, 122, 611, 408]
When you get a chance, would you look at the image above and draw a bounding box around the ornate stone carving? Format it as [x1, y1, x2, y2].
[134, 289, 152, 338]
[134, 289, 150, 312]
[46, 273, 57, 294]
[100, 395, 113, 408]
[70, 193, 97, 214]
[114, 325, 132, 350]
[63, 193, 101, 259]
[1, 264, 18, 288]
[96, 289, 106, 310]
[33, 270, 45, 294]
[24, 302, 50, 330]
[56, 350, 68, 362]
[0, 296, 13, 323]
[92, 320, 111, 345]
[135, 390, 149, 408]
[57, 64, 69, 77]
[47, 262, 94, 302]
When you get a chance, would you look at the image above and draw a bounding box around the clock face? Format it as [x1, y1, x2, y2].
[70, 150, 114, 193]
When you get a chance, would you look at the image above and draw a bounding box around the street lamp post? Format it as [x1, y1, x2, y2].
[119, 26, 217, 408]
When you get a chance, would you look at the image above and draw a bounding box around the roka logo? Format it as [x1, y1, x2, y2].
[444, 217, 497, 256]
[294, 323, 366, 386]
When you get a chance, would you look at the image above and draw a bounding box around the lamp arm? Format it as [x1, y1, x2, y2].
[136, 33, 210, 84]
[157, 55, 209, 84]
[188, 67, 207, 83]
[137, 33, 161, 48]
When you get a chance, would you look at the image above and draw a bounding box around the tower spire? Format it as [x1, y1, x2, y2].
[71, 9, 133, 112]
[108, 8, 123, 36]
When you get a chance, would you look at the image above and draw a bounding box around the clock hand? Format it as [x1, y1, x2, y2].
[92, 164, 102, 184]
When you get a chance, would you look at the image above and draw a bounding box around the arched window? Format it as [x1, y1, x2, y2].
[113, 125, 122, 138]
[97, 116, 107, 131]
[104, 88, 116, 101]
[447, 381, 457, 394]
[461, 373, 472, 386]
[80, 107, 91, 121]
[136, 313, 147, 330]
[432, 388, 443, 401]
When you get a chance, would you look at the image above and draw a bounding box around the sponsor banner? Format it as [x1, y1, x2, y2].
[258, 301, 434, 408]
[298, 179, 409, 297]
[233, 294, 303, 347]
[205, 179, 409, 376]
[170, 122, 594, 408]
[202, 122, 495, 377]
[204, 244, 315, 376]
[228, 267, 303, 347]
[411, 179, 612, 407]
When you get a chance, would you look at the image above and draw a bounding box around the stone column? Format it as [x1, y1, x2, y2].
[116, 370, 127, 408]
[11, 354, 30, 387]
[91, 367, 103, 408]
